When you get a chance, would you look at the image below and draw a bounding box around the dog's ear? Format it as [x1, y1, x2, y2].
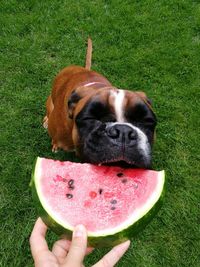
[135, 91, 153, 108]
[68, 87, 94, 119]
[68, 91, 81, 119]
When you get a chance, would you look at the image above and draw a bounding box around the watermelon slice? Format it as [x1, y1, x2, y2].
[30, 157, 165, 247]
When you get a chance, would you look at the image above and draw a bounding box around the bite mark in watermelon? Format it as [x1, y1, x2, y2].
[31, 157, 165, 247]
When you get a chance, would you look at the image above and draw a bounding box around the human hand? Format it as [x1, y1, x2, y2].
[30, 217, 130, 267]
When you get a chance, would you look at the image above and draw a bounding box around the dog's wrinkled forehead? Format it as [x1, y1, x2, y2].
[108, 89, 126, 122]
[87, 88, 154, 122]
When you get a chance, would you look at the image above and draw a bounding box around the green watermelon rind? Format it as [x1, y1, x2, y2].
[30, 158, 165, 248]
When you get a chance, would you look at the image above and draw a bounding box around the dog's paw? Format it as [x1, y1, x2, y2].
[52, 143, 58, 153]
[43, 116, 48, 129]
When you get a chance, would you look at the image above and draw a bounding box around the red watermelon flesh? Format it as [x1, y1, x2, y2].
[32, 157, 165, 244]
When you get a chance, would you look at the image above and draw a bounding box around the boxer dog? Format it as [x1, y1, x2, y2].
[43, 39, 157, 168]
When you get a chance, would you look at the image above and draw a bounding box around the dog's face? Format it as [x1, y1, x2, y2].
[71, 88, 157, 168]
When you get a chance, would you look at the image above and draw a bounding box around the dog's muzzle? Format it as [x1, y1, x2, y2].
[78, 122, 151, 168]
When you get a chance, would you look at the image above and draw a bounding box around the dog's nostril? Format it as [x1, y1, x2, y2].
[128, 131, 137, 140]
[106, 125, 138, 142]
[107, 127, 120, 138]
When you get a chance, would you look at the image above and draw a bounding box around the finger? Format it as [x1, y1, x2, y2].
[64, 224, 87, 266]
[29, 217, 49, 258]
[93, 240, 130, 267]
[52, 239, 71, 263]
[52, 239, 93, 258]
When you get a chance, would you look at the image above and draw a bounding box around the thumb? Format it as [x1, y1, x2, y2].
[64, 224, 87, 266]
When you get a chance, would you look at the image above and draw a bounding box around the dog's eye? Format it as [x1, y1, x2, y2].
[101, 115, 116, 123]
[135, 117, 156, 130]
[82, 117, 96, 121]
[85, 101, 115, 122]
[82, 115, 116, 123]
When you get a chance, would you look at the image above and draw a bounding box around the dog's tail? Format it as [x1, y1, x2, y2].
[85, 38, 92, 70]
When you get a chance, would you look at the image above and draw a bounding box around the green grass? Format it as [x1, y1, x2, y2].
[1, 0, 200, 266]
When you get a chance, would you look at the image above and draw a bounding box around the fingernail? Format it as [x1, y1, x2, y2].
[73, 224, 85, 237]
[117, 240, 130, 251]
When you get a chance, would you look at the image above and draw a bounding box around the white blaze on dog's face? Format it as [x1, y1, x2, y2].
[74, 88, 157, 168]
[110, 89, 151, 162]
[112, 89, 125, 122]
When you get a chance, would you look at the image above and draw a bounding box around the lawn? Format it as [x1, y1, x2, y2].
[0, 0, 200, 266]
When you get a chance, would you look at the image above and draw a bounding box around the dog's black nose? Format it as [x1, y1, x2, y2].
[106, 124, 138, 144]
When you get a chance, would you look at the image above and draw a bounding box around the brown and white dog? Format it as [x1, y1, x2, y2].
[43, 39, 157, 168]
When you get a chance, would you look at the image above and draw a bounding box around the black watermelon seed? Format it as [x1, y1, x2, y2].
[122, 178, 127, 183]
[69, 185, 75, 190]
[66, 193, 73, 199]
[111, 206, 116, 210]
[117, 172, 124, 177]
[110, 199, 117, 204]
[63, 178, 67, 182]
[99, 188, 103, 194]
[68, 179, 74, 186]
